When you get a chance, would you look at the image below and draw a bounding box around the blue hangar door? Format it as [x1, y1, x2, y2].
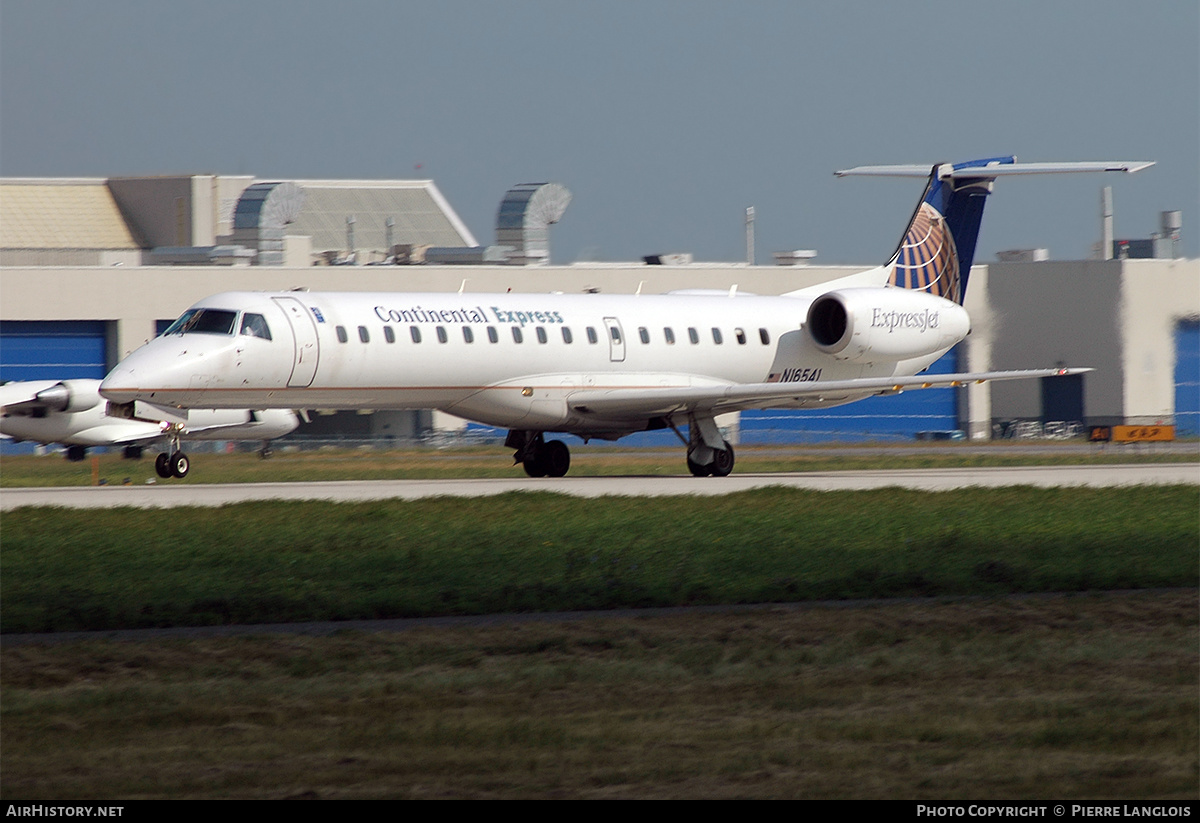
[738, 347, 962, 444]
[1175, 319, 1200, 437]
[0, 321, 110, 382]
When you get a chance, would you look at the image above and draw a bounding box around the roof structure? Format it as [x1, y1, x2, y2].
[0, 180, 140, 249]
[285, 180, 478, 253]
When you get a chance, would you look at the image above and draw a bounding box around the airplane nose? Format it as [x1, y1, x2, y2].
[99, 365, 139, 403]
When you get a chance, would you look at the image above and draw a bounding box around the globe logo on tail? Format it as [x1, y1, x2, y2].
[888, 202, 961, 304]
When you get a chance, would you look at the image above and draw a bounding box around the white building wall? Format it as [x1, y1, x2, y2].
[1118, 258, 1200, 425]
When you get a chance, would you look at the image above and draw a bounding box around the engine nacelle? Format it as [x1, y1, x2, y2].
[33, 380, 100, 413]
[806, 288, 970, 362]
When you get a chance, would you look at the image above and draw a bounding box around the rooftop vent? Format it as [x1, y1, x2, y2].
[495, 183, 571, 265]
[231, 182, 305, 265]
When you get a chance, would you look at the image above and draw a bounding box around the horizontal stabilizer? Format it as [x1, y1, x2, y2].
[835, 161, 1154, 178]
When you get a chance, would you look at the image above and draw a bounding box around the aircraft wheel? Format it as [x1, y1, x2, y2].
[686, 455, 712, 477]
[66, 445, 87, 462]
[170, 451, 190, 479]
[155, 452, 172, 478]
[711, 443, 735, 477]
[123, 445, 143, 460]
[523, 454, 547, 477]
[543, 439, 571, 477]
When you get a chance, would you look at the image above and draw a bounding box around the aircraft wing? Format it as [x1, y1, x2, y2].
[0, 380, 62, 415]
[567, 368, 1091, 419]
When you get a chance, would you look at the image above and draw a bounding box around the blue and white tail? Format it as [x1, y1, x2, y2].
[835, 157, 1154, 305]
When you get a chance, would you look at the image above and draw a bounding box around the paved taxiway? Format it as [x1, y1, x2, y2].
[3, 463, 1196, 510]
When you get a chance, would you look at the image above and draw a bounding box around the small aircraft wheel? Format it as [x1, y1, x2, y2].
[543, 440, 571, 477]
[66, 445, 87, 462]
[155, 452, 172, 479]
[686, 455, 712, 477]
[711, 443, 735, 477]
[122, 445, 144, 460]
[523, 453, 548, 477]
[170, 451, 190, 479]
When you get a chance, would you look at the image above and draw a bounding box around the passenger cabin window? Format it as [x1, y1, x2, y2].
[436, 326, 448, 343]
[562, 327, 573, 344]
[240, 313, 272, 340]
[462, 326, 474, 343]
[512, 327, 523, 344]
[358, 325, 370, 343]
[487, 326, 499, 343]
[336, 325, 348, 343]
[410, 326, 422, 344]
[759, 328, 770, 345]
[610, 326, 622, 343]
[712, 328, 723, 345]
[688, 327, 699, 344]
[735, 328, 746, 345]
[586, 327, 598, 344]
[164, 308, 238, 336]
[536, 327, 548, 344]
[664, 327, 676, 345]
[384, 326, 396, 343]
[638, 327, 650, 344]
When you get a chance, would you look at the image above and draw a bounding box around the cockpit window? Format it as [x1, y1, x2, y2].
[163, 308, 238, 336]
[240, 313, 272, 340]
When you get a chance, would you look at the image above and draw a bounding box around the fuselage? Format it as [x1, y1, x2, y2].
[100, 283, 967, 436]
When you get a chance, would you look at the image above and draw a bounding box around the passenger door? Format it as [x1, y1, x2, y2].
[271, 296, 320, 387]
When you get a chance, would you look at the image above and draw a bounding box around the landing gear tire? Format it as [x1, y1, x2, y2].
[686, 442, 734, 477]
[711, 443, 735, 477]
[543, 439, 570, 478]
[169, 451, 189, 479]
[513, 431, 572, 478]
[66, 445, 87, 462]
[523, 452, 548, 478]
[122, 445, 143, 460]
[155, 453, 172, 479]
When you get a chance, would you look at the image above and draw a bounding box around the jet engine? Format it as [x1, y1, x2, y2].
[32, 380, 101, 413]
[805, 288, 970, 362]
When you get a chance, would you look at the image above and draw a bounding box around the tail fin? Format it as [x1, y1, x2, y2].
[834, 157, 1154, 305]
[886, 156, 1015, 304]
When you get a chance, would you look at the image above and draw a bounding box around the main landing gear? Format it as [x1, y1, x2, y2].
[154, 425, 189, 479]
[507, 415, 737, 480]
[506, 430, 571, 478]
[676, 413, 735, 477]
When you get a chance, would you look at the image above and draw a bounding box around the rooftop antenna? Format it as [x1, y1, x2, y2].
[1100, 187, 1113, 260]
[745, 206, 755, 265]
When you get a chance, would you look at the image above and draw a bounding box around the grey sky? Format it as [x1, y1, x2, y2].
[2, 0, 1197, 264]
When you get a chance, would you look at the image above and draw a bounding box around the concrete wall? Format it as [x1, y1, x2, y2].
[983, 257, 1200, 427]
[1119, 258, 1200, 425]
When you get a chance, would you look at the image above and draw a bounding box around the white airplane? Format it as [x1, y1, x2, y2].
[0, 378, 299, 478]
[99, 157, 1152, 477]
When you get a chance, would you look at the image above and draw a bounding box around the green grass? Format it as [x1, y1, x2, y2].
[2, 592, 1195, 799]
[3, 476, 1196, 798]
[3, 486, 1196, 633]
[1, 441, 1194, 486]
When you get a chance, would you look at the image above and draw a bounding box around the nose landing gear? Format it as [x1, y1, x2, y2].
[154, 424, 189, 479]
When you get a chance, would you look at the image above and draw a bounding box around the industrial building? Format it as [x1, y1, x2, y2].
[1, 173, 1196, 449]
